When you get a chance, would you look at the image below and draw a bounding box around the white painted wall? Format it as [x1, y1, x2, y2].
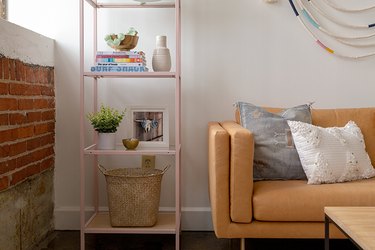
[8, 0, 375, 230]
[0, 19, 53, 66]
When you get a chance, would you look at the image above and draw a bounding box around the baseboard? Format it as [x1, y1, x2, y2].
[181, 207, 213, 231]
[54, 206, 213, 231]
[54, 206, 82, 230]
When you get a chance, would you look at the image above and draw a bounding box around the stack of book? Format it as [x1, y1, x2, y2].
[91, 51, 148, 72]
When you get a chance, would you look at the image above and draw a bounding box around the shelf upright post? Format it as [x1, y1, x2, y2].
[80, 1, 100, 249]
[79, 0, 85, 249]
[92, 0, 99, 217]
[175, 0, 182, 249]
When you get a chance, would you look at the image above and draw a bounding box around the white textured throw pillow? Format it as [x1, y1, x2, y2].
[287, 120, 375, 185]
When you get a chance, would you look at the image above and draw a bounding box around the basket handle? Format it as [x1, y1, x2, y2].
[98, 164, 107, 175]
[162, 164, 171, 174]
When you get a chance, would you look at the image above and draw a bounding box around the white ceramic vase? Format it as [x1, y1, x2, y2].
[97, 133, 116, 150]
[152, 35, 171, 72]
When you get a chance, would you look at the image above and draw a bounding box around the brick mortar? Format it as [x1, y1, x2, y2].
[0, 131, 55, 145]
[0, 120, 55, 131]
[0, 95, 55, 98]
[0, 108, 55, 114]
[0, 91, 55, 96]
[1, 79, 55, 85]
[0, 107, 55, 113]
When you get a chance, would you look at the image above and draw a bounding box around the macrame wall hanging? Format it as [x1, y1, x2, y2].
[287, 0, 375, 59]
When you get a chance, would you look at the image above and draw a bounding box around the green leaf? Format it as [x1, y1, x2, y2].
[86, 104, 126, 133]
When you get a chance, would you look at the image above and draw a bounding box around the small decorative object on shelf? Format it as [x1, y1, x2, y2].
[122, 138, 139, 150]
[152, 35, 171, 72]
[105, 27, 139, 51]
[86, 104, 126, 150]
[97, 133, 116, 150]
[130, 106, 169, 148]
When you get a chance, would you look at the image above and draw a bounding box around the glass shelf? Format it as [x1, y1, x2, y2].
[84, 144, 177, 155]
[85, 212, 176, 234]
[83, 71, 177, 78]
[85, 0, 175, 9]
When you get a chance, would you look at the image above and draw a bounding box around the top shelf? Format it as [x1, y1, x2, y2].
[85, 0, 175, 8]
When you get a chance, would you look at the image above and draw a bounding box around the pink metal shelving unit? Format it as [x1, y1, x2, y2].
[79, 0, 181, 249]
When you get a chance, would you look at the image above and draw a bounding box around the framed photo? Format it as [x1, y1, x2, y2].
[128, 106, 169, 148]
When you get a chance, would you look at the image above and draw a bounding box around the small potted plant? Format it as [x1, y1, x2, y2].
[87, 104, 126, 150]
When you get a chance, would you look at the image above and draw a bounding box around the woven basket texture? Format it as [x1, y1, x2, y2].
[102, 168, 164, 227]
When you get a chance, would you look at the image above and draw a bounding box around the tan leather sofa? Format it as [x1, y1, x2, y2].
[208, 107, 375, 249]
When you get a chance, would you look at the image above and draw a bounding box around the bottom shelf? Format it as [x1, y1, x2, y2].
[85, 212, 176, 234]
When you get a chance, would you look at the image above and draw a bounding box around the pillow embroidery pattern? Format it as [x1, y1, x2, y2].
[288, 120, 375, 184]
[236, 102, 312, 180]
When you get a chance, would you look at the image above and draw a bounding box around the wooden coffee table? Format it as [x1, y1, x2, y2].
[324, 207, 375, 250]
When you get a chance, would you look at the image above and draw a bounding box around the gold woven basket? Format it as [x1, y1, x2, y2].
[99, 165, 169, 227]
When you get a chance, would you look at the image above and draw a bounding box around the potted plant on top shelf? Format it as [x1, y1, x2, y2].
[87, 104, 126, 150]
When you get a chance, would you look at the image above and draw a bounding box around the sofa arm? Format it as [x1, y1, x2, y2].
[208, 121, 254, 235]
[221, 121, 254, 223]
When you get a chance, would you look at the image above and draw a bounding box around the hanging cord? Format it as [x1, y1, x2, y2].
[320, 0, 375, 13]
[288, 0, 375, 59]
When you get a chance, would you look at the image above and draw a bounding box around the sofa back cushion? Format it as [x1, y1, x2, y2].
[311, 108, 375, 167]
[235, 102, 312, 180]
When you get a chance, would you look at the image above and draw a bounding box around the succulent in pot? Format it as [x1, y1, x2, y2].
[86, 104, 126, 149]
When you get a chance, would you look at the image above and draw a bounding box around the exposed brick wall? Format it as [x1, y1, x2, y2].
[0, 54, 55, 192]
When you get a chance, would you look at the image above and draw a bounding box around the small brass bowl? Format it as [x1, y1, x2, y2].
[122, 138, 139, 150]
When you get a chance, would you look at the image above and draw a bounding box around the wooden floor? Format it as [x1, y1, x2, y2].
[38, 231, 358, 250]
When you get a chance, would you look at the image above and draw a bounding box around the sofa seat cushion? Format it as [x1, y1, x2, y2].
[252, 177, 375, 222]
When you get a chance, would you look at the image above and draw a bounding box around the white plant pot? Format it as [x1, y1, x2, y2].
[97, 133, 116, 150]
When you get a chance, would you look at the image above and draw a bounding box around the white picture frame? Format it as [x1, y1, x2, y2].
[128, 106, 169, 148]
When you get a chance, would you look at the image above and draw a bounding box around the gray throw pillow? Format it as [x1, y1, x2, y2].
[236, 102, 312, 180]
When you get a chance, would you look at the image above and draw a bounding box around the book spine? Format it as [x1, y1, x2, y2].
[96, 58, 146, 63]
[96, 54, 145, 59]
[90, 66, 149, 72]
[96, 51, 145, 56]
[96, 62, 145, 66]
